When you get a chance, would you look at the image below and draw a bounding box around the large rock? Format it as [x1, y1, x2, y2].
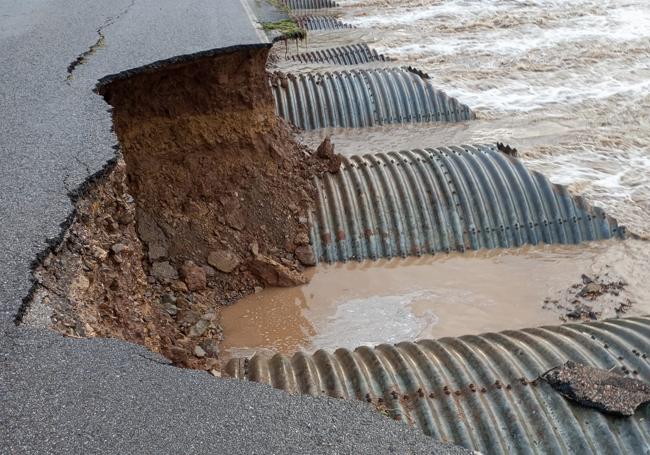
[207, 249, 240, 273]
[316, 135, 343, 174]
[180, 260, 207, 291]
[247, 255, 309, 287]
[151, 261, 178, 282]
[294, 245, 316, 266]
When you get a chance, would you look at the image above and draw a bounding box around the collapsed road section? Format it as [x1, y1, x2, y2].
[8, 1, 649, 454]
[26, 44, 339, 370]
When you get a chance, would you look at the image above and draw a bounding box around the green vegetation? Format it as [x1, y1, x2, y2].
[261, 19, 306, 41]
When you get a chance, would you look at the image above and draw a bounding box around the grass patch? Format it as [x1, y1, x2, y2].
[262, 19, 306, 40]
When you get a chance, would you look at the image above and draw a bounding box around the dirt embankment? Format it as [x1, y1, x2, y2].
[30, 47, 336, 371]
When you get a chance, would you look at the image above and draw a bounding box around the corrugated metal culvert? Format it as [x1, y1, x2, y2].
[289, 43, 385, 65]
[294, 15, 353, 30]
[309, 144, 624, 263]
[225, 316, 650, 454]
[281, 0, 339, 10]
[270, 68, 474, 130]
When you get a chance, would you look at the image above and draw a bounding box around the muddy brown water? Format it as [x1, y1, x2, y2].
[221, 239, 650, 358]
[222, 0, 650, 358]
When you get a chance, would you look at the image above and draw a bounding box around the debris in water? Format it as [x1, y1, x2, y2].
[542, 361, 650, 416]
[496, 142, 518, 157]
[315, 135, 343, 173]
[543, 272, 632, 321]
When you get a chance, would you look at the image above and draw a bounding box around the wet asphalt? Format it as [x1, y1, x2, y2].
[0, 0, 469, 453]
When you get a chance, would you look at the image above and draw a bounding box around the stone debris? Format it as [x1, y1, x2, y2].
[151, 261, 178, 282]
[294, 232, 310, 246]
[315, 135, 343, 173]
[294, 244, 316, 266]
[543, 273, 632, 322]
[247, 255, 309, 287]
[543, 361, 650, 416]
[180, 260, 207, 291]
[207, 249, 241, 273]
[189, 319, 210, 338]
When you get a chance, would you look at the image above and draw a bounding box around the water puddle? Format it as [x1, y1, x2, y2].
[220, 240, 650, 358]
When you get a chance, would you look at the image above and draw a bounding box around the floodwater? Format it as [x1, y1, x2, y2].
[223, 0, 650, 357]
[220, 239, 650, 358]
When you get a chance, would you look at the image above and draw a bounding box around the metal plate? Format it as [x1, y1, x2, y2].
[271, 68, 475, 129]
[294, 15, 353, 30]
[290, 43, 385, 65]
[225, 316, 650, 454]
[309, 145, 624, 262]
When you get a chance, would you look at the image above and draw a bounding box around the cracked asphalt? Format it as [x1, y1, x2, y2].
[0, 0, 469, 453]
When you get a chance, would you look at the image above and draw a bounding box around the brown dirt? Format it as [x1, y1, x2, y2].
[31, 46, 333, 371]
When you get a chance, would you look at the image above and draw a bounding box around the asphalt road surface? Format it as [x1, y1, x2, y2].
[0, 1, 469, 453]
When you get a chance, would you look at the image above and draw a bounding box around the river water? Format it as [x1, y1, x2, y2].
[221, 0, 650, 358]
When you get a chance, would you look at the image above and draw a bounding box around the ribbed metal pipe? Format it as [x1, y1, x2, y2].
[271, 68, 474, 130]
[282, 0, 338, 9]
[225, 316, 650, 454]
[295, 15, 353, 30]
[309, 145, 624, 262]
[290, 43, 385, 65]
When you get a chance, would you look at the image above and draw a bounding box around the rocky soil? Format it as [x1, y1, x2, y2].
[543, 272, 633, 322]
[29, 47, 341, 371]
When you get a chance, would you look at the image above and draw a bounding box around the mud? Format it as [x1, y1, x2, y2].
[28, 47, 334, 370]
[220, 240, 650, 358]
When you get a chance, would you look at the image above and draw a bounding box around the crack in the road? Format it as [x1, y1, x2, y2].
[65, 0, 136, 81]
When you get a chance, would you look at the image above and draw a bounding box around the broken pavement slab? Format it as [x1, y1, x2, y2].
[543, 361, 650, 416]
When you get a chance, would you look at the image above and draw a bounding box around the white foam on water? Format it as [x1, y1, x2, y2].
[524, 148, 650, 233]
[309, 290, 439, 350]
[345, 0, 650, 111]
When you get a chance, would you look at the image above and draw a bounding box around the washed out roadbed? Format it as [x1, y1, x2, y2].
[25, 46, 340, 371]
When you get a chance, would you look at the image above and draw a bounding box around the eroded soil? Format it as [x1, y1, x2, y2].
[27, 47, 338, 371]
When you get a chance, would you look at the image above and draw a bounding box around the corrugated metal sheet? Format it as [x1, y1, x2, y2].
[294, 15, 353, 30]
[289, 43, 385, 65]
[270, 68, 474, 130]
[309, 145, 625, 263]
[282, 0, 339, 9]
[224, 316, 650, 454]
